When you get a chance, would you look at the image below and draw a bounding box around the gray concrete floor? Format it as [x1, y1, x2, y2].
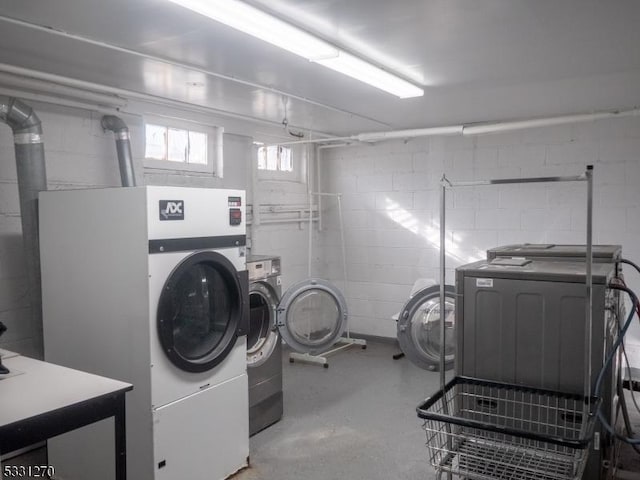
[236, 341, 443, 480]
[9, 340, 640, 479]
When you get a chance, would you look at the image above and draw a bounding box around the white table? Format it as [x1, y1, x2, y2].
[0, 355, 132, 479]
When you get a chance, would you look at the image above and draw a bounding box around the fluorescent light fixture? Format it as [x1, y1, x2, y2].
[315, 51, 424, 99]
[168, 0, 424, 98]
[167, 0, 337, 60]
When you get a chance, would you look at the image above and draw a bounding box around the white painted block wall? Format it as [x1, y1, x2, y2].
[249, 144, 321, 290]
[319, 117, 640, 348]
[0, 101, 252, 358]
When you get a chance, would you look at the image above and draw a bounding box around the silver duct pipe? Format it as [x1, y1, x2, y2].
[101, 115, 137, 187]
[0, 96, 47, 357]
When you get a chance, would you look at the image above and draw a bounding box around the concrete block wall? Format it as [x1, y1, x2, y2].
[0, 100, 252, 358]
[319, 117, 640, 345]
[250, 176, 321, 289]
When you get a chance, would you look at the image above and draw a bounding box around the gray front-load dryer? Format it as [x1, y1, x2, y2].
[455, 259, 619, 480]
[247, 255, 283, 436]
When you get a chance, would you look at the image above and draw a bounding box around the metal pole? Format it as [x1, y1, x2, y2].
[316, 145, 323, 231]
[308, 190, 313, 277]
[337, 194, 350, 339]
[439, 178, 447, 390]
[439, 177, 452, 480]
[584, 165, 594, 416]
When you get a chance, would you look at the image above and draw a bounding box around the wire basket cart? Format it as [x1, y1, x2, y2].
[420, 166, 598, 480]
[417, 376, 600, 480]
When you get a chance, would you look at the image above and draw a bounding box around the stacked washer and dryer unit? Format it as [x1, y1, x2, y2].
[39, 186, 250, 480]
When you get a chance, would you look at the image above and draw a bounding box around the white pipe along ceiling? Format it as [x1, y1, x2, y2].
[276, 107, 640, 146]
[0, 60, 636, 147]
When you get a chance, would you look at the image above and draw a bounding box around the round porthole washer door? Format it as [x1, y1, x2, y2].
[397, 284, 456, 371]
[157, 250, 244, 373]
[247, 281, 280, 368]
[277, 278, 348, 356]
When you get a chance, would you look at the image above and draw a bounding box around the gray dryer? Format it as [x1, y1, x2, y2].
[455, 259, 620, 480]
[247, 255, 284, 436]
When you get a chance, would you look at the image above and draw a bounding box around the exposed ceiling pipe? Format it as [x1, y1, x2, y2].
[357, 125, 463, 142]
[0, 85, 122, 114]
[461, 109, 638, 135]
[0, 96, 48, 358]
[0, 63, 335, 139]
[101, 115, 137, 187]
[277, 107, 640, 146]
[0, 71, 127, 108]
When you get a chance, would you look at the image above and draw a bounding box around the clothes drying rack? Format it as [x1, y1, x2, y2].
[287, 191, 366, 368]
[417, 166, 599, 480]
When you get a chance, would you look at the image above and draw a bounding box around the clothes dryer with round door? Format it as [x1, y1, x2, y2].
[40, 186, 249, 480]
[396, 284, 456, 371]
[277, 278, 349, 361]
[246, 255, 283, 436]
[246, 261, 349, 394]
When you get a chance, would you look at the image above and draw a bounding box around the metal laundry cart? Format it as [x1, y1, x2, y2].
[417, 166, 599, 480]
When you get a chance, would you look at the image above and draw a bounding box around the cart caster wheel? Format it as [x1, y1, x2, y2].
[289, 358, 294, 363]
[323, 364, 329, 369]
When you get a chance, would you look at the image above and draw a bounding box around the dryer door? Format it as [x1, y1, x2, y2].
[397, 285, 456, 371]
[277, 278, 348, 355]
[247, 281, 280, 368]
[157, 251, 248, 373]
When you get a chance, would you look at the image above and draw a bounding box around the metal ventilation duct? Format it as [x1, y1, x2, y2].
[101, 115, 137, 187]
[0, 96, 47, 356]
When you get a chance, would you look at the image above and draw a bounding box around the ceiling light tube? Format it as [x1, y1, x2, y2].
[167, 0, 424, 99]
[167, 0, 337, 60]
[315, 51, 423, 98]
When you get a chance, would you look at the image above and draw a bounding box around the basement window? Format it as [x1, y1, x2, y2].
[257, 145, 293, 172]
[144, 118, 222, 176]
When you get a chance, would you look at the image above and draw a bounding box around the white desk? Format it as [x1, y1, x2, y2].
[0, 355, 132, 479]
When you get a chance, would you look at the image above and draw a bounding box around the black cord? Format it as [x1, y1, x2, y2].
[596, 284, 640, 444]
[622, 258, 640, 275]
[616, 338, 640, 455]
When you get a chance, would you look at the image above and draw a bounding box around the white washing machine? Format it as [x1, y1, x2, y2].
[39, 186, 249, 480]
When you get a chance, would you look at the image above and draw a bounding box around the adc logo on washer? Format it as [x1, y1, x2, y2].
[159, 200, 184, 220]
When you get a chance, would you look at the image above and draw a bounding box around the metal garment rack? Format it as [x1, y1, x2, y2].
[436, 166, 594, 480]
[288, 191, 366, 368]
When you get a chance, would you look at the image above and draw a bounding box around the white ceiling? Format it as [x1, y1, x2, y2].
[0, 0, 639, 140]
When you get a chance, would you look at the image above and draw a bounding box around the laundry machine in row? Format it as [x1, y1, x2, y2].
[246, 255, 283, 436]
[396, 284, 456, 371]
[396, 244, 623, 372]
[244, 259, 351, 431]
[455, 258, 620, 480]
[487, 243, 622, 263]
[39, 186, 249, 480]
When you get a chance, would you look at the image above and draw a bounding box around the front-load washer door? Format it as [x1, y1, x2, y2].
[277, 278, 348, 355]
[397, 285, 456, 371]
[157, 251, 247, 373]
[247, 281, 280, 368]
